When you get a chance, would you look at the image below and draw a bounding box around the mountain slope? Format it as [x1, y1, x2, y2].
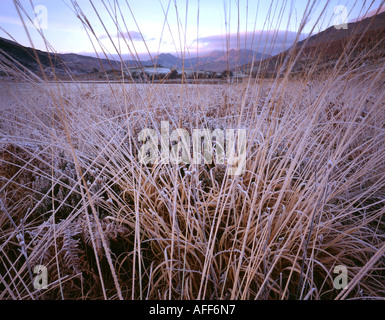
[245, 10, 385, 76]
[0, 37, 123, 77]
[0, 37, 66, 76]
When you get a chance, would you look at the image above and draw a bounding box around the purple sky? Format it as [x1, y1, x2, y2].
[0, 0, 384, 60]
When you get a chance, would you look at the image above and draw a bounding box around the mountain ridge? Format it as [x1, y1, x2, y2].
[128, 49, 270, 72]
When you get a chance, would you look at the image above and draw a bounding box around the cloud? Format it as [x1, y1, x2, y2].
[98, 31, 155, 42]
[193, 30, 307, 55]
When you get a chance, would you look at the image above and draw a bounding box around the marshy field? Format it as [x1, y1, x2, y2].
[1, 0, 385, 301]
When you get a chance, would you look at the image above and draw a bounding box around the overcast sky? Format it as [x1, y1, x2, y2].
[0, 0, 384, 60]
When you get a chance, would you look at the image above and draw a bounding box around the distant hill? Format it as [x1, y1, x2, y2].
[58, 53, 122, 74]
[244, 10, 385, 76]
[191, 49, 270, 72]
[126, 49, 270, 72]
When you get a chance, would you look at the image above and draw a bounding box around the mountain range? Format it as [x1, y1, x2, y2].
[148, 49, 270, 72]
[0, 36, 270, 78]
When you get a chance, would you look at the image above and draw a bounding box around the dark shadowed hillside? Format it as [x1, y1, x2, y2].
[0, 37, 123, 78]
[0, 37, 67, 76]
[244, 11, 385, 77]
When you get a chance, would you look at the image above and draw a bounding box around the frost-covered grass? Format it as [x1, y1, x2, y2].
[1, 0, 385, 300]
[1, 74, 385, 300]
